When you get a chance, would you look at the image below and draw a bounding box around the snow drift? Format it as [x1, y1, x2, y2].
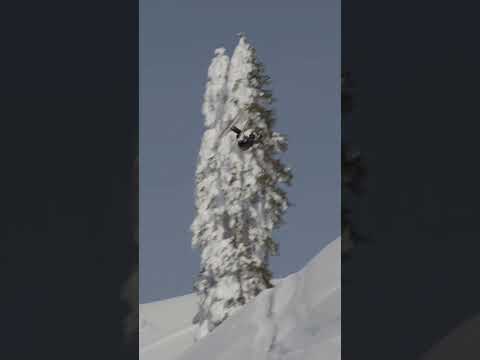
[139, 237, 340, 360]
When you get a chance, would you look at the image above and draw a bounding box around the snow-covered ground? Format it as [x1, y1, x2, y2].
[140, 237, 340, 360]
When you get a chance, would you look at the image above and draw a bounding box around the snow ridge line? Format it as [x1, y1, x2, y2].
[266, 289, 278, 354]
[252, 288, 278, 360]
[140, 325, 196, 354]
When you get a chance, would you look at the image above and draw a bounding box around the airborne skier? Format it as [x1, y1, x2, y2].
[230, 125, 262, 151]
[212, 110, 263, 152]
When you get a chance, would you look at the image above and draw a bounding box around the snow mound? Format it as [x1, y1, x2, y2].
[140, 237, 340, 360]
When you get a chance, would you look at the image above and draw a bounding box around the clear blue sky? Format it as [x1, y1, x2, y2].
[140, 0, 340, 303]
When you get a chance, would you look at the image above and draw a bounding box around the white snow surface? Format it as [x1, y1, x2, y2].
[140, 237, 340, 360]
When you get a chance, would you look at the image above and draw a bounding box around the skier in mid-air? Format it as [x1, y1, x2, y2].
[211, 111, 262, 153]
[229, 125, 262, 151]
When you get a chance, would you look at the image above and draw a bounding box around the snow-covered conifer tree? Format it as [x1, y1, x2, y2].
[191, 35, 292, 340]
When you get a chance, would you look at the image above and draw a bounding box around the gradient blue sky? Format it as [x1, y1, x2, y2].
[140, 0, 340, 303]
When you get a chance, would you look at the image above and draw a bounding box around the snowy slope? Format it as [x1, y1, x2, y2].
[139, 294, 197, 360]
[140, 237, 340, 360]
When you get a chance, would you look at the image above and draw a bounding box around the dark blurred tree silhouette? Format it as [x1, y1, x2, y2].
[342, 72, 366, 259]
[123, 156, 138, 344]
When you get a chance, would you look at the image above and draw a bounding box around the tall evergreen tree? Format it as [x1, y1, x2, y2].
[191, 35, 292, 339]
